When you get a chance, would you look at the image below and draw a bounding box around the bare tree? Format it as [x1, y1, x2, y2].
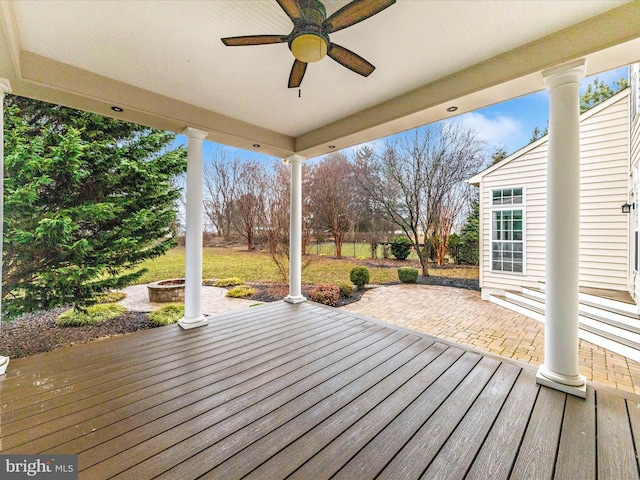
[355, 123, 487, 275]
[426, 123, 487, 265]
[307, 152, 356, 257]
[203, 151, 239, 241]
[232, 160, 268, 250]
[351, 146, 395, 258]
[260, 162, 291, 282]
[431, 182, 475, 265]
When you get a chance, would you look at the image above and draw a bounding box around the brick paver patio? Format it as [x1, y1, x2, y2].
[340, 284, 640, 396]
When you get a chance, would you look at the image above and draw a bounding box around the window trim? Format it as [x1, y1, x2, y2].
[490, 186, 526, 275]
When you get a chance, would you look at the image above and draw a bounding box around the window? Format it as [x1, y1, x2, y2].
[492, 187, 523, 206]
[491, 188, 524, 273]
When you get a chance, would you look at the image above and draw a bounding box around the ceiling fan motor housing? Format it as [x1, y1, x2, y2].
[288, 0, 330, 63]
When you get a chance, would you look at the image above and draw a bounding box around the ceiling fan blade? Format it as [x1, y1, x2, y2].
[276, 0, 304, 22]
[221, 35, 288, 46]
[288, 60, 308, 88]
[322, 0, 396, 33]
[328, 43, 375, 77]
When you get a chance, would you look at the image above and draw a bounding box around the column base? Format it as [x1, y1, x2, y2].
[178, 315, 208, 330]
[536, 365, 586, 398]
[0, 355, 9, 375]
[284, 294, 306, 304]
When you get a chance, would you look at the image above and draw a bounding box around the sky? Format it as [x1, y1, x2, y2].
[176, 65, 629, 165]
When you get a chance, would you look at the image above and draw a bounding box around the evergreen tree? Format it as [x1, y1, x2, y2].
[580, 77, 628, 113]
[529, 125, 548, 143]
[3, 96, 186, 317]
[458, 200, 480, 265]
[491, 147, 508, 165]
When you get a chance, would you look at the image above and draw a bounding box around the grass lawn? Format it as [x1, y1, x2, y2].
[135, 247, 478, 286]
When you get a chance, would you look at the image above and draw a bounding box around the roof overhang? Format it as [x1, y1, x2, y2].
[1, 1, 639, 159]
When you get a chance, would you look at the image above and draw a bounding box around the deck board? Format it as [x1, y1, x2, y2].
[510, 386, 566, 480]
[377, 355, 501, 479]
[1, 300, 639, 479]
[333, 349, 480, 480]
[287, 346, 466, 480]
[597, 390, 640, 480]
[465, 369, 540, 480]
[420, 362, 521, 480]
[555, 388, 596, 480]
[3, 310, 361, 433]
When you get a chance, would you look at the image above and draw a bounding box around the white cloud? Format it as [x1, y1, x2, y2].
[455, 111, 526, 152]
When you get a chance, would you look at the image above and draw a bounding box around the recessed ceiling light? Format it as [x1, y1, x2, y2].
[328, 145, 336, 149]
[111, 106, 124, 112]
[253, 144, 260, 148]
[447, 106, 458, 112]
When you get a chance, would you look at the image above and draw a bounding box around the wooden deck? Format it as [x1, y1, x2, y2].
[1, 301, 640, 479]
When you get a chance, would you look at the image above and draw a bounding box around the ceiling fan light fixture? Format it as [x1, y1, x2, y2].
[291, 33, 327, 63]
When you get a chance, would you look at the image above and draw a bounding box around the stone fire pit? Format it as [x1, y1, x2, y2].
[147, 278, 185, 303]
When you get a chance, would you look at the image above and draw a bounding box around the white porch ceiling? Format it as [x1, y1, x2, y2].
[1, 0, 639, 159]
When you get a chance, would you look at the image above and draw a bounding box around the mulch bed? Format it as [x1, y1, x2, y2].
[0, 308, 157, 359]
[0, 274, 476, 360]
[247, 282, 367, 307]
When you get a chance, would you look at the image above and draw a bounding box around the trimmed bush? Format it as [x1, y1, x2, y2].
[398, 267, 419, 284]
[214, 277, 244, 287]
[309, 283, 341, 306]
[227, 285, 256, 298]
[350, 266, 370, 289]
[339, 283, 353, 298]
[390, 236, 412, 260]
[148, 303, 184, 326]
[57, 303, 127, 327]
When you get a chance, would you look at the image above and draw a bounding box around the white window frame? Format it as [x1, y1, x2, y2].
[490, 186, 525, 275]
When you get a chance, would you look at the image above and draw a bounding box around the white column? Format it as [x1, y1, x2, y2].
[536, 59, 586, 398]
[178, 127, 209, 329]
[284, 155, 306, 303]
[0, 79, 10, 374]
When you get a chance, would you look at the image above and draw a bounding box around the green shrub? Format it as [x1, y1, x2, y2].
[148, 304, 184, 326]
[350, 266, 370, 289]
[226, 285, 255, 298]
[339, 283, 353, 298]
[93, 291, 127, 304]
[309, 283, 341, 306]
[398, 267, 419, 283]
[57, 303, 127, 327]
[390, 236, 412, 260]
[214, 277, 244, 287]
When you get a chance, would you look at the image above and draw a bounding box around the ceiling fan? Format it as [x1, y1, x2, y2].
[221, 0, 396, 88]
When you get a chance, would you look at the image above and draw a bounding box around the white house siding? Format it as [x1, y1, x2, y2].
[630, 64, 640, 300]
[477, 90, 630, 299]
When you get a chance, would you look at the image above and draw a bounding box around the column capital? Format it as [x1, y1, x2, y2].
[284, 154, 305, 165]
[542, 59, 586, 90]
[182, 127, 208, 140]
[0, 78, 11, 95]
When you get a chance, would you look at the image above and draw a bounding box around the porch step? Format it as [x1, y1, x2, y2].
[490, 289, 640, 363]
[539, 283, 640, 319]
